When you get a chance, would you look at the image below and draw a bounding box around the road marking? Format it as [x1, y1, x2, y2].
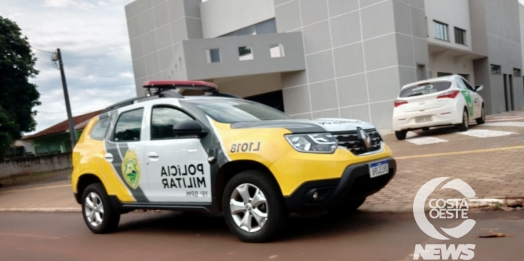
[405, 137, 448, 145]
[487, 117, 524, 122]
[1, 184, 71, 193]
[484, 122, 524, 127]
[396, 145, 524, 160]
[457, 129, 516, 138]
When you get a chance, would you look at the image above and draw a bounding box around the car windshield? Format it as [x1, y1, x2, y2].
[185, 99, 293, 123]
[399, 81, 452, 98]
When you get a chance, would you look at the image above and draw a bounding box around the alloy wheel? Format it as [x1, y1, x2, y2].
[230, 183, 268, 233]
[84, 192, 104, 227]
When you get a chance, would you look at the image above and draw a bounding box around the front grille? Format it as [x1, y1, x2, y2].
[332, 129, 382, 155]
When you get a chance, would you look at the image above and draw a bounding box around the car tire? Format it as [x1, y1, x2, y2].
[476, 106, 486, 125]
[222, 170, 288, 243]
[395, 130, 407, 140]
[81, 183, 120, 234]
[328, 197, 366, 216]
[455, 109, 469, 132]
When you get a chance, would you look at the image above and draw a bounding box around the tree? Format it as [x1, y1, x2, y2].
[0, 16, 40, 158]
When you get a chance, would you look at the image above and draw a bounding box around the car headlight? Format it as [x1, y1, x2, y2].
[285, 133, 338, 154]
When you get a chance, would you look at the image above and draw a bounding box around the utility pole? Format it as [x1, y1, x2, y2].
[53, 48, 77, 150]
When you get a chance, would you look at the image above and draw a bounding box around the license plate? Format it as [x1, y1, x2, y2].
[415, 115, 431, 123]
[369, 160, 389, 178]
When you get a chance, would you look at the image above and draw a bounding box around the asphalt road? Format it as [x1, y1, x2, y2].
[0, 211, 522, 261]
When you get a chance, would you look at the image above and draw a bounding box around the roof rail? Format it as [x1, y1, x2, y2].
[102, 91, 184, 113]
[143, 80, 218, 95]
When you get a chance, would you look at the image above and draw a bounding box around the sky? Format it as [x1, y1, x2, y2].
[0, 0, 136, 133]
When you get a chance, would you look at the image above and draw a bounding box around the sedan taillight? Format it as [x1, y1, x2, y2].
[394, 100, 408, 107]
[437, 90, 460, 99]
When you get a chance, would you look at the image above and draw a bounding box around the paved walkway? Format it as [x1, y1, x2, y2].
[2, 111, 524, 212]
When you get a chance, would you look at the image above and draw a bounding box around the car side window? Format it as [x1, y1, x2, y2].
[90, 117, 111, 140]
[456, 78, 467, 90]
[113, 109, 144, 142]
[461, 78, 475, 92]
[151, 106, 194, 140]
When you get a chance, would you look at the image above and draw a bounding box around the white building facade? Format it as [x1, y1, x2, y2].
[126, 0, 524, 129]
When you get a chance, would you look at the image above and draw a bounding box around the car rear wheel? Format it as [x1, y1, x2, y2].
[222, 170, 288, 243]
[82, 183, 120, 234]
[476, 106, 486, 124]
[395, 130, 407, 140]
[455, 109, 469, 132]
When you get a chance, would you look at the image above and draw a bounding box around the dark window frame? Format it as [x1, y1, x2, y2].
[454, 27, 466, 45]
[149, 105, 199, 141]
[112, 108, 144, 143]
[491, 64, 501, 75]
[514, 68, 521, 77]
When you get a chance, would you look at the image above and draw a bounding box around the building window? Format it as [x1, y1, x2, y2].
[454, 27, 466, 45]
[434, 21, 449, 41]
[491, 64, 501, 75]
[459, 74, 470, 81]
[437, 72, 452, 77]
[514, 68, 522, 77]
[270, 44, 285, 58]
[221, 18, 277, 38]
[206, 49, 221, 63]
[238, 46, 254, 61]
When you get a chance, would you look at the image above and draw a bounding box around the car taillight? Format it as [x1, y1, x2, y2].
[437, 90, 460, 99]
[394, 100, 408, 107]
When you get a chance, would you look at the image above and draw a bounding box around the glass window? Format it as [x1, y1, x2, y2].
[90, 117, 111, 140]
[186, 99, 292, 123]
[238, 46, 254, 61]
[151, 107, 194, 140]
[491, 64, 501, 75]
[113, 109, 144, 142]
[514, 68, 521, 77]
[206, 49, 221, 63]
[270, 43, 285, 58]
[236, 25, 256, 36]
[399, 82, 452, 98]
[434, 21, 449, 41]
[461, 78, 475, 91]
[454, 27, 466, 45]
[255, 19, 277, 34]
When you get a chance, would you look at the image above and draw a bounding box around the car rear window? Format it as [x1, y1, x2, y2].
[399, 82, 452, 98]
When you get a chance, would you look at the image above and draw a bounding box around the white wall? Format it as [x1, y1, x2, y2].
[429, 52, 475, 85]
[200, 0, 275, 38]
[425, 0, 472, 51]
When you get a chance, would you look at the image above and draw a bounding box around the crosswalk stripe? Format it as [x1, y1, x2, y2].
[484, 122, 524, 127]
[405, 136, 448, 145]
[457, 129, 516, 138]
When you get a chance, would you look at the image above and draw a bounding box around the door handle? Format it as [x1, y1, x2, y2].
[104, 153, 113, 162]
[148, 152, 159, 161]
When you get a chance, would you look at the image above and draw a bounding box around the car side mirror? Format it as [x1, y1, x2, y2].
[173, 120, 208, 138]
[475, 85, 484, 92]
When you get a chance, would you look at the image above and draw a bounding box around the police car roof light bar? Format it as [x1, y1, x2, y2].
[143, 80, 219, 94]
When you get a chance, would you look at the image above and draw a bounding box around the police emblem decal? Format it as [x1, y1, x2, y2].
[122, 150, 141, 190]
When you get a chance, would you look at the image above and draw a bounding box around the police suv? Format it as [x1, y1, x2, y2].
[72, 81, 397, 242]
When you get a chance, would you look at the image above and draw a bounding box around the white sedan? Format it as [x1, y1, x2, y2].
[392, 75, 485, 140]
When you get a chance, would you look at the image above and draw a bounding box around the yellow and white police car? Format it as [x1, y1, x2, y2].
[392, 75, 485, 140]
[72, 80, 396, 242]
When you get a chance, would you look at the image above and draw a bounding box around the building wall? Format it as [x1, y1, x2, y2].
[215, 73, 283, 98]
[274, 0, 428, 129]
[125, 0, 203, 96]
[425, 0, 472, 51]
[483, 0, 524, 113]
[429, 52, 475, 84]
[520, 2, 524, 80]
[200, 0, 276, 38]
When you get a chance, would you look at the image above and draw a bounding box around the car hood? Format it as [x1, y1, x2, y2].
[230, 118, 375, 133]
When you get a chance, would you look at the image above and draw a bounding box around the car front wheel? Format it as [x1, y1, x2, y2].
[455, 110, 469, 132]
[222, 170, 288, 243]
[476, 106, 486, 124]
[82, 183, 120, 234]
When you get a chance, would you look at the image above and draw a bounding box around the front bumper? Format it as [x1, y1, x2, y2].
[284, 157, 396, 213]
